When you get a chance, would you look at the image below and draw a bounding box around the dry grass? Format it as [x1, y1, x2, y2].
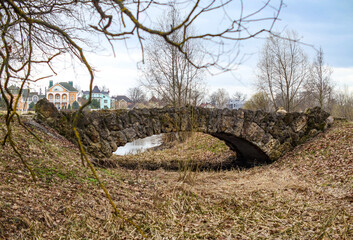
[0, 116, 352, 239]
[113, 132, 236, 171]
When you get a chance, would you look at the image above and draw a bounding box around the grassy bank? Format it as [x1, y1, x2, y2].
[0, 117, 352, 239]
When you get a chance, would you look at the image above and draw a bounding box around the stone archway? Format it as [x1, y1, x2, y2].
[35, 99, 331, 166]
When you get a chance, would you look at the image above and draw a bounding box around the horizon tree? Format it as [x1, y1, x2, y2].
[244, 91, 272, 112]
[139, 8, 206, 108]
[306, 47, 334, 111]
[210, 88, 230, 109]
[331, 87, 353, 120]
[72, 101, 80, 110]
[89, 99, 100, 109]
[28, 101, 35, 110]
[256, 30, 309, 112]
[127, 86, 146, 104]
[232, 91, 247, 103]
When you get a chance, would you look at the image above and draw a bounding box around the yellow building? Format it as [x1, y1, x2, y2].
[3, 85, 46, 112]
[46, 80, 78, 109]
[3, 85, 30, 112]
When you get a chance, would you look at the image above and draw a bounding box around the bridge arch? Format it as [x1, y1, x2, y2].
[210, 132, 270, 164]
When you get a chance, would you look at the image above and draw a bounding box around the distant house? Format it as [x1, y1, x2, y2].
[82, 86, 111, 109]
[3, 85, 45, 112]
[199, 103, 215, 109]
[5, 85, 29, 112]
[111, 95, 132, 109]
[147, 96, 164, 108]
[27, 90, 46, 106]
[227, 99, 244, 110]
[46, 80, 78, 109]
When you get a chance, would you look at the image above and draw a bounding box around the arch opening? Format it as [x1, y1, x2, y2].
[111, 130, 270, 170]
[111, 132, 237, 171]
[210, 132, 271, 166]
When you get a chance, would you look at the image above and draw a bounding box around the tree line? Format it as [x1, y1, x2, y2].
[248, 30, 353, 120]
[133, 26, 352, 120]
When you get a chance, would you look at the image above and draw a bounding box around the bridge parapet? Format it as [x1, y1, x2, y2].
[35, 99, 331, 165]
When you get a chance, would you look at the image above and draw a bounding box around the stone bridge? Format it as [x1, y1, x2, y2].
[35, 99, 331, 165]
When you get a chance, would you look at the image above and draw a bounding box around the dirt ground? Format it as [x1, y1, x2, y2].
[0, 118, 352, 239]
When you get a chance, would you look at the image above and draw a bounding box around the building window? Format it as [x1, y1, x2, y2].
[63, 94, 67, 100]
[104, 100, 108, 103]
[55, 94, 60, 100]
[48, 94, 53, 100]
[71, 95, 74, 100]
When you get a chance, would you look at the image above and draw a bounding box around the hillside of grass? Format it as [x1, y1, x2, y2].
[0, 116, 352, 239]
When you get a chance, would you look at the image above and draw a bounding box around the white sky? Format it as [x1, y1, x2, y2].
[31, 0, 353, 99]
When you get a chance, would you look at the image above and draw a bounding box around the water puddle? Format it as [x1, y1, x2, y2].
[114, 134, 164, 155]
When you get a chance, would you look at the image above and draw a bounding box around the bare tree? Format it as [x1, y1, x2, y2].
[210, 88, 230, 109]
[306, 47, 333, 111]
[188, 83, 208, 107]
[232, 91, 247, 102]
[74, 84, 82, 93]
[127, 86, 146, 104]
[101, 85, 109, 93]
[257, 30, 309, 112]
[139, 8, 205, 108]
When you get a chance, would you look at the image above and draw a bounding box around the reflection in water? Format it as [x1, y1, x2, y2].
[114, 134, 164, 155]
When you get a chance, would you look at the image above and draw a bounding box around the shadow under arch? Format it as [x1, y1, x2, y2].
[210, 132, 271, 167]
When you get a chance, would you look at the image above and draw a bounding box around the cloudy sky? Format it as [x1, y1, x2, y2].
[208, 0, 353, 97]
[38, 0, 353, 99]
